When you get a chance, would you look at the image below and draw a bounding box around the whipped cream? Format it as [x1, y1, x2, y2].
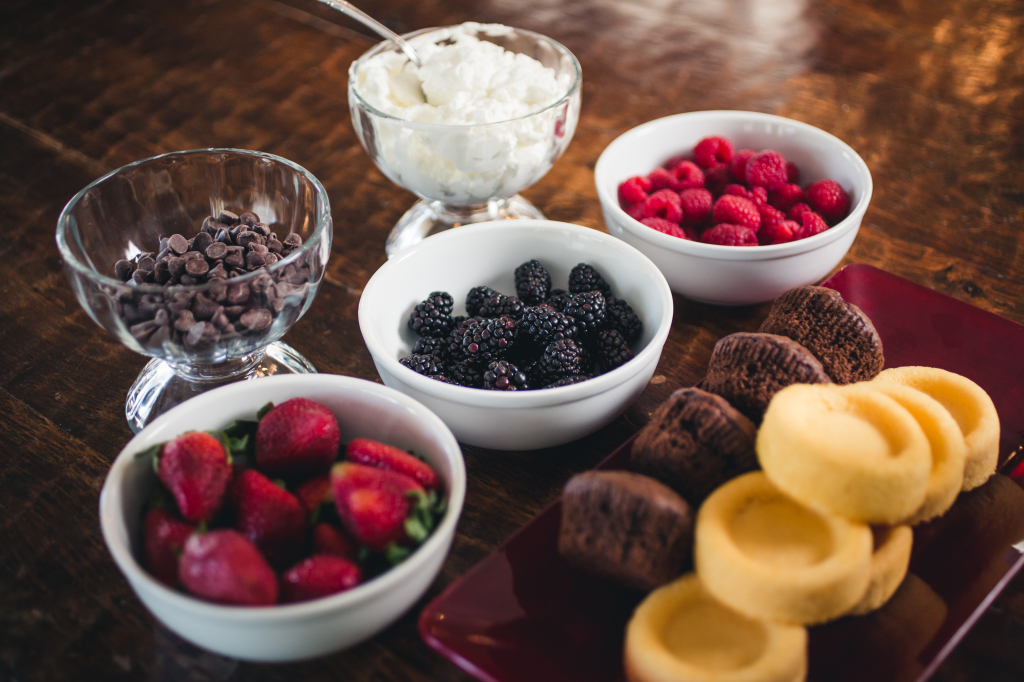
[350, 23, 578, 205]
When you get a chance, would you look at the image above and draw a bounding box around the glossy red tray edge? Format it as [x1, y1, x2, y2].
[419, 263, 1024, 682]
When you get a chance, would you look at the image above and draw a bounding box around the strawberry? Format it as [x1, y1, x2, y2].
[143, 507, 195, 587]
[294, 474, 333, 520]
[311, 521, 359, 561]
[281, 555, 361, 603]
[255, 397, 341, 478]
[345, 438, 441, 491]
[232, 469, 306, 569]
[331, 462, 428, 553]
[157, 431, 231, 523]
[179, 530, 278, 606]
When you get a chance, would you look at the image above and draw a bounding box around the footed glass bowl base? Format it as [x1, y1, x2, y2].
[125, 341, 316, 433]
[385, 194, 545, 258]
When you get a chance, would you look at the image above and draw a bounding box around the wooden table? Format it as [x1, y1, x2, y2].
[2, 0, 1023, 679]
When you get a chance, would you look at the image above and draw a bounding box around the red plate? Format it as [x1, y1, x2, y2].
[419, 264, 1024, 682]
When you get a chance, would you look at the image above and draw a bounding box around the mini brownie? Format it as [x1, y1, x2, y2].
[558, 470, 693, 591]
[703, 332, 831, 424]
[631, 387, 758, 506]
[759, 285, 884, 384]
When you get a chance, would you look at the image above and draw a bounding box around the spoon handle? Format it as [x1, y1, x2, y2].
[317, 0, 423, 67]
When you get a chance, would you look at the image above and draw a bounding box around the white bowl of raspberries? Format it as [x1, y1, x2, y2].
[594, 110, 873, 305]
[99, 374, 466, 661]
[358, 220, 674, 450]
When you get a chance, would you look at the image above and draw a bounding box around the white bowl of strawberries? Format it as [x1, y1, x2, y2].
[594, 110, 873, 305]
[99, 374, 466, 662]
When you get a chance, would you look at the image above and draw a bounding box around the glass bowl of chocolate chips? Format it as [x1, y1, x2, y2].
[56, 149, 333, 432]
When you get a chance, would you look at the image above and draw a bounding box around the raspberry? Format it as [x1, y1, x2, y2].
[796, 211, 829, 239]
[701, 223, 758, 246]
[683, 225, 703, 241]
[626, 203, 646, 221]
[679, 188, 713, 227]
[638, 189, 683, 223]
[759, 218, 799, 245]
[693, 136, 734, 169]
[711, 195, 760, 232]
[745, 150, 788, 190]
[786, 161, 800, 184]
[641, 217, 687, 239]
[661, 154, 689, 170]
[618, 175, 651, 206]
[703, 163, 732, 195]
[669, 160, 705, 190]
[723, 184, 767, 206]
[787, 203, 813, 221]
[730, 150, 756, 183]
[647, 167, 676, 191]
[758, 204, 785, 236]
[769, 184, 805, 214]
[805, 179, 851, 224]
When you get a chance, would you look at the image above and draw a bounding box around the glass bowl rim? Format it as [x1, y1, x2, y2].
[347, 24, 582, 130]
[55, 147, 332, 294]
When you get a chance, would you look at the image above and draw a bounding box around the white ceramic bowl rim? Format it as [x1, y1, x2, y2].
[347, 25, 583, 130]
[594, 111, 873, 261]
[358, 220, 674, 409]
[99, 374, 467, 621]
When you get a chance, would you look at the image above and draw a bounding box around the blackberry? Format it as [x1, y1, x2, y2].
[537, 338, 589, 380]
[563, 291, 608, 337]
[606, 297, 643, 342]
[545, 290, 572, 313]
[447, 360, 484, 388]
[453, 316, 518, 364]
[408, 291, 454, 337]
[476, 293, 526, 320]
[399, 353, 445, 377]
[517, 304, 579, 354]
[430, 375, 456, 384]
[514, 260, 551, 305]
[483, 360, 530, 391]
[594, 329, 634, 372]
[568, 263, 612, 297]
[466, 286, 499, 317]
[412, 336, 447, 359]
[446, 315, 486, 357]
[544, 374, 593, 388]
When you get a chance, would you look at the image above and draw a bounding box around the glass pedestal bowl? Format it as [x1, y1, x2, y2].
[56, 149, 333, 432]
[348, 24, 582, 257]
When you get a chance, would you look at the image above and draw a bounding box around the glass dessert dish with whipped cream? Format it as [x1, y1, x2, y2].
[348, 22, 582, 256]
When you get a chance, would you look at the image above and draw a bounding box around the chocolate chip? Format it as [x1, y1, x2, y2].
[246, 252, 266, 270]
[236, 230, 258, 249]
[239, 212, 259, 226]
[218, 210, 239, 225]
[185, 259, 209, 277]
[207, 262, 228, 280]
[239, 308, 272, 331]
[249, 242, 269, 256]
[148, 324, 171, 346]
[130, 320, 157, 342]
[224, 250, 245, 270]
[215, 228, 231, 244]
[192, 293, 220, 321]
[209, 280, 227, 302]
[267, 235, 283, 254]
[167, 257, 187, 277]
[137, 256, 156, 272]
[154, 261, 171, 284]
[202, 217, 223, 235]
[212, 308, 231, 329]
[132, 269, 151, 285]
[182, 250, 205, 261]
[284, 233, 302, 248]
[168, 234, 189, 255]
[192, 231, 214, 253]
[186, 321, 221, 348]
[224, 305, 245, 319]
[226, 283, 249, 305]
[179, 274, 197, 286]
[264, 253, 278, 266]
[252, 222, 271, 237]
[205, 242, 227, 260]
[174, 309, 197, 332]
[115, 260, 135, 281]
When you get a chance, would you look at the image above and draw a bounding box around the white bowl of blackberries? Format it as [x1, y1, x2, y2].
[359, 220, 673, 451]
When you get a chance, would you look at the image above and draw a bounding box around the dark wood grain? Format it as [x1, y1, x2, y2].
[1, 0, 1023, 680]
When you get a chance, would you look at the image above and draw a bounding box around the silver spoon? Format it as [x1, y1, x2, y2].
[317, 0, 423, 67]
